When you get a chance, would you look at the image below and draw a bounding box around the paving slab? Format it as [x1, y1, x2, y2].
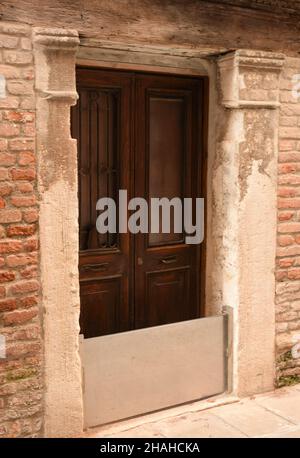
[260, 425, 300, 438]
[211, 399, 294, 437]
[154, 411, 246, 438]
[254, 387, 300, 424]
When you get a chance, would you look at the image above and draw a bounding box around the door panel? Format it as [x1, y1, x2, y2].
[80, 276, 122, 338]
[145, 268, 190, 327]
[72, 68, 205, 337]
[72, 69, 133, 338]
[134, 74, 202, 330]
[148, 94, 185, 246]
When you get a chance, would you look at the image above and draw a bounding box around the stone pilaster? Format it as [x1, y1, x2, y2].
[216, 50, 284, 396]
[33, 28, 83, 437]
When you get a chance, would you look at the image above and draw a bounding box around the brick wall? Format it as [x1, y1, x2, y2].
[276, 57, 300, 385]
[0, 22, 43, 437]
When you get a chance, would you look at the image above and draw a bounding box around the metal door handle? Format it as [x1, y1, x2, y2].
[160, 256, 177, 264]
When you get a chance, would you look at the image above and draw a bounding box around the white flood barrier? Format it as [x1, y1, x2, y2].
[80, 314, 228, 427]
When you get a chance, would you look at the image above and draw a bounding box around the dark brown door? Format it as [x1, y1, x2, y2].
[72, 68, 206, 338]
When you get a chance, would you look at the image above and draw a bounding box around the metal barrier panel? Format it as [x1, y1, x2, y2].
[81, 315, 227, 427]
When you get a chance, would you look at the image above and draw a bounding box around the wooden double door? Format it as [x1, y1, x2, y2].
[72, 68, 206, 338]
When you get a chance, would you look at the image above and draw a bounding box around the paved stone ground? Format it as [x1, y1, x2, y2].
[88, 384, 300, 438]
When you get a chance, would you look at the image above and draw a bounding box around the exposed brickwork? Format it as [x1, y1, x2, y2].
[276, 57, 300, 383]
[0, 22, 43, 437]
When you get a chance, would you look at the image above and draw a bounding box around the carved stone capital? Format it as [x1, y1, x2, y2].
[218, 49, 285, 109]
[33, 27, 79, 103]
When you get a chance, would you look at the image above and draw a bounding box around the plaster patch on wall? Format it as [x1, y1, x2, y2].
[0, 334, 6, 359]
[0, 75, 6, 98]
[291, 334, 300, 359]
[239, 109, 275, 199]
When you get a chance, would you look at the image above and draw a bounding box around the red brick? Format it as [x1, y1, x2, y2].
[9, 280, 39, 295]
[0, 298, 17, 312]
[277, 246, 300, 257]
[22, 209, 38, 223]
[11, 195, 36, 207]
[0, 209, 22, 224]
[278, 187, 296, 197]
[0, 286, 5, 298]
[6, 253, 37, 268]
[11, 168, 35, 181]
[21, 68, 34, 81]
[3, 51, 32, 65]
[10, 325, 40, 341]
[278, 222, 300, 233]
[20, 38, 32, 51]
[7, 225, 36, 237]
[2, 111, 34, 123]
[278, 163, 297, 174]
[0, 35, 19, 49]
[9, 139, 34, 151]
[0, 271, 15, 283]
[279, 140, 296, 151]
[0, 183, 13, 196]
[279, 152, 300, 163]
[6, 341, 41, 358]
[0, 241, 22, 254]
[0, 383, 17, 396]
[23, 239, 38, 252]
[278, 198, 300, 209]
[0, 152, 16, 166]
[20, 97, 35, 110]
[276, 270, 287, 281]
[0, 197, 5, 208]
[278, 235, 294, 246]
[278, 211, 294, 221]
[0, 97, 19, 109]
[7, 81, 33, 96]
[0, 257, 4, 267]
[0, 123, 19, 137]
[0, 168, 9, 181]
[20, 265, 37, 279]
[18, 296, 38, 309]
[18, 151, 35, 166]
[0, 139, 8, 150]
[278, 258, 294, 268]
[21, 123, 35, 137]
[0, 65, 21, 79]
[3, 308, 38, 326]
[16, 182, 33, 193]
[288, 269, 300, 280]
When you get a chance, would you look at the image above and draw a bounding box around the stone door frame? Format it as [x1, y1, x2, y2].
[32, 27, 284, 437]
